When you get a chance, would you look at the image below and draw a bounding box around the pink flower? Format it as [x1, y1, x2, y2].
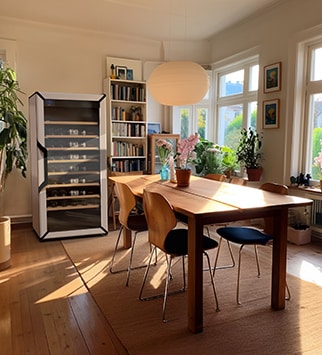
[177, 133, 199, 169]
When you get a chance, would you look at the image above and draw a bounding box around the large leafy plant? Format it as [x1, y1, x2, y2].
[0, 64, 27, 191]
[236, 128, 263, 169]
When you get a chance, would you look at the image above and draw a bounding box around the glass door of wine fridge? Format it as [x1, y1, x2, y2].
[29, 92, 108, 240]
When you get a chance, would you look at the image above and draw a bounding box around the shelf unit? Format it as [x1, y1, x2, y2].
[104, 78, 147, 173]
[29, 92, 108, 240]
[148, 134, 180, 174]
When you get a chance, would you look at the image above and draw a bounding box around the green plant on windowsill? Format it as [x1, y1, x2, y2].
[236, 127, 263, 181]
[221, 146, 238, 178]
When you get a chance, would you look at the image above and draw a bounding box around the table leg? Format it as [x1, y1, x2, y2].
[122, 227, 132, 249]
[271, 208, 288, 309]
[187, 217, 204, 333]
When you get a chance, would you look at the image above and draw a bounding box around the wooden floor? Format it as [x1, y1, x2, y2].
[0, 224, 128, 355]
[1, 224, 322, 355]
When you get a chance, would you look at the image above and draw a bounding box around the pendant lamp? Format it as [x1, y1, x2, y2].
[148, 61, 209, 106]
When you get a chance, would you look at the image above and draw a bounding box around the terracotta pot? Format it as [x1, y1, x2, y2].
[176, 168, 191, 187]
[246, 167, 263, 181]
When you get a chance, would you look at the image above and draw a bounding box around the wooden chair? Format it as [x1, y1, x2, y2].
[214, 182, 291, 304]
[229, 176, 247, 185]
[108, 170, 143, 230]
[139, 189, 220, 322]
[204, 173, 226, 182]
[109, 181, 148, 286]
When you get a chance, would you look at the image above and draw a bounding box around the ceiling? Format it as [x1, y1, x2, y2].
[1, 0, 283, 41]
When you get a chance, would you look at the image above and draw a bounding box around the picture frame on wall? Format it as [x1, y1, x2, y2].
[264, 62, 281, 93]
[147, 122, 161, 134]
[116, 66, 127, 80]
[263, 99, 280, 129]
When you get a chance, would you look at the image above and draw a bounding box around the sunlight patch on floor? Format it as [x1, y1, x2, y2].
[296, 260, 322, 286]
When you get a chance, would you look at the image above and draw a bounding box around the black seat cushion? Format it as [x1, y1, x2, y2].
[164, 229, 218, 256]
[127, 214, 148, 232]
[216, 226, 272, 245]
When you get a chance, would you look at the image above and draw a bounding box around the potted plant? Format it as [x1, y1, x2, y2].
[0, 63, 27, 270]
[236, 127, 263, 181]
[176, 133, 199, 187]
[193, 138, 223, 176]
[221, 145, 238, 178]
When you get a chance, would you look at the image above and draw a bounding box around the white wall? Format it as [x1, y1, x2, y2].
[209, 0, 322, 184]
[0, 17, 210, 218]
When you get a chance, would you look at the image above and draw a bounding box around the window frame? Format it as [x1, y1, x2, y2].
[213, 55, 259, 147]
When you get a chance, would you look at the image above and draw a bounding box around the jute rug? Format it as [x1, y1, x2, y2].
[62, 229, 322, 355]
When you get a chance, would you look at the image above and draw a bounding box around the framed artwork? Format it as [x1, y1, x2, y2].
[263, 99, 279, 129]
[147, 122, 161, 134]
[126, 68, 133, 80]
[264, 62, 281, 93]
[116, 66, 127, 80]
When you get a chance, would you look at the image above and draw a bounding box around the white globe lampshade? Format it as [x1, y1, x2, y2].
[148, 61, 209, 106]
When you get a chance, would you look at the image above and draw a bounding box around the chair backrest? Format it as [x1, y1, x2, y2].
[204, 173, 226, 182]
[259, 182, 288, 234]
[143, 189, 177, 253]
[114, 181, 137, 228]
[230, 177, 247, 186]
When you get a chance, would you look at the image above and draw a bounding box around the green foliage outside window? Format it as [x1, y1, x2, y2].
[311, 127, 322, 179]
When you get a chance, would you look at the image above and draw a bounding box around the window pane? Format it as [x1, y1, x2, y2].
[180, 108, 191, 139]
[310, 93, 322, 179]
[311, 47, 322, 81]
[219, 70, 244, 97]
[218, 104, 243, 149]
[249, 65, 259, 91]
[248, 101, 257, 129]
[197, 107, 208, 139]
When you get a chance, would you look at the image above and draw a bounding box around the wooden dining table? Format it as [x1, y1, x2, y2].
[109, 174, 312, 333]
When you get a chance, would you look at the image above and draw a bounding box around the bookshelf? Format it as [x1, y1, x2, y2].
[104, 78, 147, 172]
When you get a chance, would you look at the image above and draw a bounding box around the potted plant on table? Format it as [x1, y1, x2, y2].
[236, 127, 263, 181]
[0, 62, 28, 270]
[176, 133, 199, 187]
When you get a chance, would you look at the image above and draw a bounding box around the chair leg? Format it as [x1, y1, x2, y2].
[139, 246, 156, 301]
[236, 244, 244, 305]
[254, 245, 261, 277]
[285, 281, 291, 301]
[204, 251, 220, 312]
[109, 225, 123, 273]
[213, 238, 235, 271]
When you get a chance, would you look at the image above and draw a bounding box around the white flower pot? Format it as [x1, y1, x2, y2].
[0, 216, 11, 270]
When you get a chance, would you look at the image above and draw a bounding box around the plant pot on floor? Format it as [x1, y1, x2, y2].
[246, 167, 263, 181]
[0, 216, 11, 270]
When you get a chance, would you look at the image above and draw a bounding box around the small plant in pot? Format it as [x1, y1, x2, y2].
[236, 127, 263, 181]
[0, 62, 27, 270]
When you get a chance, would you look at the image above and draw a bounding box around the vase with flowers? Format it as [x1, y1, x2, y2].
[176, 133, 199, 187]
[156, 138, 173, 181]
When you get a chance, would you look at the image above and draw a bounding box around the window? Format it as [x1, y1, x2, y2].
[215, 58, 259, 150]
[172, 71, 212, 139]
[303, 42, 322, 180]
